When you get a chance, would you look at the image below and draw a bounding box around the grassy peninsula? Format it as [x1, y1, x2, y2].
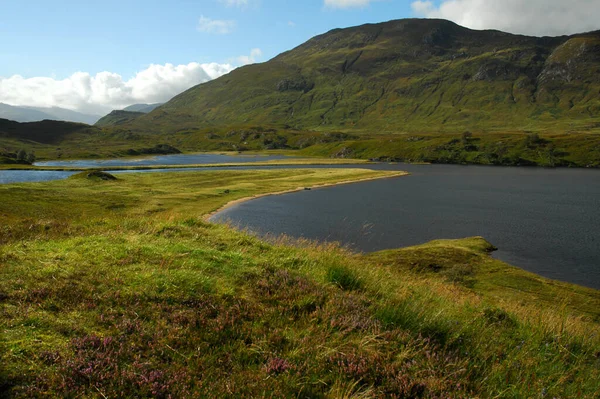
[1, 168, 599, 398]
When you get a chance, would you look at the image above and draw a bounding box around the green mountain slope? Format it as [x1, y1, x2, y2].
[0, 118, 98, 144]
[95, 110, 145, 127]
[122, 103, 163, 113]
[134, 18, 600, 134]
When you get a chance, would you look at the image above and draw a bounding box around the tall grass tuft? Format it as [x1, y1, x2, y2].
[327, 265, 364, 291]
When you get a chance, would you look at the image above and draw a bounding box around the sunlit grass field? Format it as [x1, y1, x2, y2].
[1, 168, 599, 398]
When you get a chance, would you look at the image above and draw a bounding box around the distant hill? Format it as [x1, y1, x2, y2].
[26, 106, 102, 125]
[129, 18, 600, 134]
[94, 104, 163, 127]
[95, 110, 146, 127]
[0, 103, 54, 123]
[0, 118, 99, 144]
[0, 103, 101, 124]
[122, 103, 163, 113]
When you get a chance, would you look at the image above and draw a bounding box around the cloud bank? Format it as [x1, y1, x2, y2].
[236, 48, 263, 65]
[0, 50, 261, 115]
[411, 0, 600, 36]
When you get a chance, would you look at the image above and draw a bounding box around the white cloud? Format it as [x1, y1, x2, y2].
[0, 49, 261, 114]
[411, 0, 600, 36]
[236, 48, 263, 65]
[324, 0, 376, 9]
[197, 15, 236, 34]
[288, 21, 296, 27]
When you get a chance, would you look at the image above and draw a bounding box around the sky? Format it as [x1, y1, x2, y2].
[1, 0, 599, 115]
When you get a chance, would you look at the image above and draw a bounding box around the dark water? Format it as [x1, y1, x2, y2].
[34, 153, 294, 168]
[211, 164, 600, 289]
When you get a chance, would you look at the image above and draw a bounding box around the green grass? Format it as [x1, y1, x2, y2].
[1, 169, 599, 398]
[94, 110, 145, 127]
[2, 127, 599, 168]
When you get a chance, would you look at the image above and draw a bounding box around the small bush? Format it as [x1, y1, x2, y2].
[326, 266, 363, 291]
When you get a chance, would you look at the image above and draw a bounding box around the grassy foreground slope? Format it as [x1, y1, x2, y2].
[1, 169, 599, 398]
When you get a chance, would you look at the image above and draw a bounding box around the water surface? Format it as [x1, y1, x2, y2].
[34, 153, 294, 168]
[0, 170, 77, 184]
[0, 153, 296, 184]
[212, 164, 600, 289]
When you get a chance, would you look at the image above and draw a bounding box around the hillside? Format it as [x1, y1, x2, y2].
[123, 103, 163, 113]
[1, 169, 599, 397]
[0, 118, 102, 163]
[132, 18, 600, 134]
[95, 110, 146, 127]
[0, 118, 98, 144]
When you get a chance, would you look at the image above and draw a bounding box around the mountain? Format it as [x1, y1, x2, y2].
[26, 106, 102, 125]
[122, 103, 163, 113]
[94, 104, 163, 127]
[0, 103, 101, 124]
[0, 103, 55, 123]
[130, 18, 600, 134]
[95, 110, 146, 127]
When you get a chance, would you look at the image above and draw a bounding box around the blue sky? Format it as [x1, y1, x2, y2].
[0, 0, 416, 79]
[1, 0, 598, 114]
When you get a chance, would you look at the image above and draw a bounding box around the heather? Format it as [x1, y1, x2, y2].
[1, 168, 599, 398]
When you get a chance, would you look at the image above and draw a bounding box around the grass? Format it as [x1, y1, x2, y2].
[2, 124, 599, 168]
[1, 168, 599, 398]
[0, 157, 370, 171]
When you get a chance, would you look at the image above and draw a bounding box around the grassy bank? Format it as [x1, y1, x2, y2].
[0, 157, 370, 172]
[1, 169, 599, 398]
[3, 127, 599, 168]
[299, 131, 600, 168]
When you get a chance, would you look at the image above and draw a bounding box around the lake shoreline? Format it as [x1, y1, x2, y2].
[204, 171, 408, 222]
